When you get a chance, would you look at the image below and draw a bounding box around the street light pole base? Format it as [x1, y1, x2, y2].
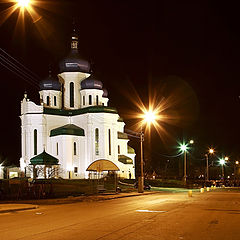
[138, 176, 144, 193]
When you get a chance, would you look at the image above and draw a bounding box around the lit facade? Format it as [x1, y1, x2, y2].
[19, 32, 135, 179]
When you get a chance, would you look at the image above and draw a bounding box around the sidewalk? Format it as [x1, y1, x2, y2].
[0, 191, 161, 213]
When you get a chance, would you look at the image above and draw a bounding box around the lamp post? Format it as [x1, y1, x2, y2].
[138, 109, 157, 193]
[220, 159, 225, 180]
[205, 148, 214, 182]
[234, 161, 239, 183]
[138, 125, 144, 193]
[180, 144, 187, 184]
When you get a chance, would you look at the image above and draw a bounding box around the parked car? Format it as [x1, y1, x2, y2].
[134, 181, 151, 190]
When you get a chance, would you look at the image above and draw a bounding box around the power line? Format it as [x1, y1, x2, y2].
[0, 48, 41, 81]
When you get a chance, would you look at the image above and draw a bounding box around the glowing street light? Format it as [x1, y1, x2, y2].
[209, 148, 214, 154]
[189, 139, 194, 144]
[16, 0, 31, 8]
[224, 156, 229, 161]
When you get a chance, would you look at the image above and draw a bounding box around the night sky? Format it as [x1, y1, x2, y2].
[0, 0, 240, 170]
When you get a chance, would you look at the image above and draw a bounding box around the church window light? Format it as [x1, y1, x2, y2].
[118, 145, 120, 154]
[96, 95, 99, 105]
[89, 95, 92, 105]
[70, 82, 74, 107]
[56, 142, 58, 155]
[108, 129, 111, 155]
[54, 96, 57, 106]
[74, 142, 77, 155]
[46, 96, 50, 106]
[34, 129, 37, 155]
[95, 128, 99, 155]
[83, 96, 85, 105]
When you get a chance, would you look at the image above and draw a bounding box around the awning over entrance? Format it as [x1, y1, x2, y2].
[118, 155, 133, 164]
[86, 159, 120, 172]
[30, 150, 59, 165]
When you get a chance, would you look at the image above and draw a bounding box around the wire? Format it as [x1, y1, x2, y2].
[0, 48, 41, 81]
[0, 60, 39, 88]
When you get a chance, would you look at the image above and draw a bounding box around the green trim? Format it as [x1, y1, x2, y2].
[43, 105, 118, 116]
[117, 117, 124, 122]
[127, 145, 135, 154]
[118, 155, 133, 164]
[117, 131, 129, 140]
[30, 150, 59, 165]
[50, 124, 85, 137]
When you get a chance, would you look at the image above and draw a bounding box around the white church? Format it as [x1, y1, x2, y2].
[19, 31, 135, 179]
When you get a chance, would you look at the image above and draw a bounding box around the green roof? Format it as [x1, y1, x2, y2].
[117, 117, 124, 122]
[117, 131, 129, 139]
[127, 145, 135, 154]
[50, 124, 85, 137]
[44, 105, 118, 116]
[118, 155, 133, 164]
[30, 150, 59, 165]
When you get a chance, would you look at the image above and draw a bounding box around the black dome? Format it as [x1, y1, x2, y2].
[59, 49, 91, 73]
[59, 32, 91, 73]
[81, 77, 103, 90]
[39, 75, 61, 91]
[102, 88, 108, 97]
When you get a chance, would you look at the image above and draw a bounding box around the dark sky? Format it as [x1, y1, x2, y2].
[0, 0, 240, 167]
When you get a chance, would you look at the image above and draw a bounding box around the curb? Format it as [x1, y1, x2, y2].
[0, 206, 38, 214]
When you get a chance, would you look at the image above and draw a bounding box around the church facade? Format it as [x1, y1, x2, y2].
[19, 32, 135, 179]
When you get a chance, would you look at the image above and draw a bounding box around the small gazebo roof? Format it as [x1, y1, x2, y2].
[86, 159, 120, 172]
[30, 150, 59, 165]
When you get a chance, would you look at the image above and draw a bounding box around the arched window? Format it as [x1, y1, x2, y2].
[56, 142, 58, 155]
[54, 96, 57, 106]
[89, 95, 92, 105]
[83, 96, 85, 105]
[74, 142, 77, 155]
[95, 128, 99, 155]
[46, 96, 50, 106]
[70, 82, 74, 107]
[108, 129, 111, 155]
[34, 129, 37, 155]
[118, 145, 120, 154]
[96, 95, 99, 105]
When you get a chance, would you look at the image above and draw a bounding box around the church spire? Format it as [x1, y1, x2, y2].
[71, 22, 78, 49]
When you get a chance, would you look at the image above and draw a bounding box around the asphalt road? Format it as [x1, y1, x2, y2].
[1, 189, 240, 240]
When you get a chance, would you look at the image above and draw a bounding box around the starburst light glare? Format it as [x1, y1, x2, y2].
[16, 0, 30, 8]
[219, 159, 225, 165]
[209, 148, 214, 154]
[143, 109, 157, 124]
[179, 143, 187, 152]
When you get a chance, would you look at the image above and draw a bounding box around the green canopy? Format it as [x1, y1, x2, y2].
[30, 150, 59, 165]
[118, 155, 133, 164]
[50, 124, 85, 137]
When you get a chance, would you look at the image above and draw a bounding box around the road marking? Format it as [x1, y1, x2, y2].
[135, 210, 167, 213]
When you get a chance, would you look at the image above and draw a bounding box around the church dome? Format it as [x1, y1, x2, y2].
[81, 77, 103, 90]
[59, 31, 91, 73]
[39, 73, 61, 91]
[102, 88, 108, 97]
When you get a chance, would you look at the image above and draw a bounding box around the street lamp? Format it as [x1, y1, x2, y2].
[179, 143, 188, 184]
[138, 109, 157, 193]
[219, 159, 225, 180]
[205, 148, 215, 182]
